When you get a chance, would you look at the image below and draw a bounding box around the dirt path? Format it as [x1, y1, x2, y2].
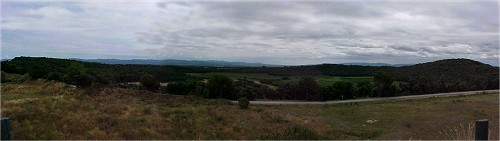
[233, 90, 499, 105]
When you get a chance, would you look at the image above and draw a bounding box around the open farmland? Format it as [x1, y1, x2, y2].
[187, 72, 373, 87]
[188, 73, 283, 80]
[1, 80, 498, 140]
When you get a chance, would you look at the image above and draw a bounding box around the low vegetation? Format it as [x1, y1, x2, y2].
[140, 74, 160, 92]
[259, 125, 321, 140]
[1, 80, 498, 140]
[238, 97, 250, 109]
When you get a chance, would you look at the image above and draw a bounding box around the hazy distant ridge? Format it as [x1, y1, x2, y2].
[74, 58, 414, 67]
[73, 58, 282, 67]
[341, 62, 411, 67]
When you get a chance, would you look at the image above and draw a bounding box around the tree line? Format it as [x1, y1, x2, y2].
[1, 57, 213, 87]
[155, 71, 408, 101]
[1, 57, 498, 101]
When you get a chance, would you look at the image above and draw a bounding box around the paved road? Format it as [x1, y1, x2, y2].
[232, 90, 499, 105]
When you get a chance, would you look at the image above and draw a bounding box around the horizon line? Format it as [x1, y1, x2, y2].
[3, 56, 498, 67]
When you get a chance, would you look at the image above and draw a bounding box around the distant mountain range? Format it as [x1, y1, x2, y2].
[72, 58, 283, 67]
[2, 57, 414, 67]
[341, 62, 412, 67]
[70, 58, 413, 67]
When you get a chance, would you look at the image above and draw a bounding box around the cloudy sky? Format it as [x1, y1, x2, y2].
[1, 0, 499, 65]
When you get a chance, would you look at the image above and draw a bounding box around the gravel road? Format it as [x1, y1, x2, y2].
[232, 89, 499, 105]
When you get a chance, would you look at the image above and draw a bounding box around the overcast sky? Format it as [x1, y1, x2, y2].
[1, 0, 499, 65]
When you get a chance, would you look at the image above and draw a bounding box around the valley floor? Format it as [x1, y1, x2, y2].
[1, 80, 498, 140]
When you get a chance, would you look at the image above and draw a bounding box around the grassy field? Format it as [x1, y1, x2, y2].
[187, 73, 373, 87]
[315, 76, 373, 86]
[1, 80, 498, 140]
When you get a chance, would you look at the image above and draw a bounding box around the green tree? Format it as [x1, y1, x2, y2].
[46, 72, 62, 81]
[207, 75, 236, 100]
[73, 74, 94, 87]
[297, 77, 322, 101]
[63, 63, 91, 87]
[28, 64, 49, 79]
[355, 81, 372, 98]
[323, 81, 354, 100]
[336, 81, 354, 99]
[373, 71, 394, 97]
[374, 71, 393, 86]
[187, 83, 210, 98]
[140, 74, 160, 92]
[278, 83, 297, 100]
[66, 63, 86, 77]
[94, 73, 111, 85]
[1, 61, 20, 73]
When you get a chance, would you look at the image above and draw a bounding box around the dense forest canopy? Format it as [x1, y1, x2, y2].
[2, 57, 396, 80]
[1, 57, 215, 82]
[388, 59, 499, 94]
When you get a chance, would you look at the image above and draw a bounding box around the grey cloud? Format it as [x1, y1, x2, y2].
[197, 2, 303, 25]
[135, 1, 498, 65]
[6, 1, 495, 65]
[305, 1, 386, 18]
[477, 42, 499, 52]
[388, 45, 419, 52]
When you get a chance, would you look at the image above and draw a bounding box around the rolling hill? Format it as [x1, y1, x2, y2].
[1, 56, 498, 100]
[388, 58, 499, 93]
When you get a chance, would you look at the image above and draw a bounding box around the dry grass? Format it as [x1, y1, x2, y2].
[439, 120, 499, 140]
[1, 80, 295, 139]
[439, 122, 475, 140]
[1, 80, 498, 140]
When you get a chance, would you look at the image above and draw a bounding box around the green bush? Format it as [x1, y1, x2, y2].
[1, 71, 7, 83]
[46, 72, 62, 81]
[66, 63, 86, 77]
[94, 74, 111, 85]
[165, 81, 188, 95]
[73, 74, 94, 87]
[238, 97, 250, 109]
[259, 125, 320, 140]
[12, 73, 31, 83]
[140, 74, 160, 92]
